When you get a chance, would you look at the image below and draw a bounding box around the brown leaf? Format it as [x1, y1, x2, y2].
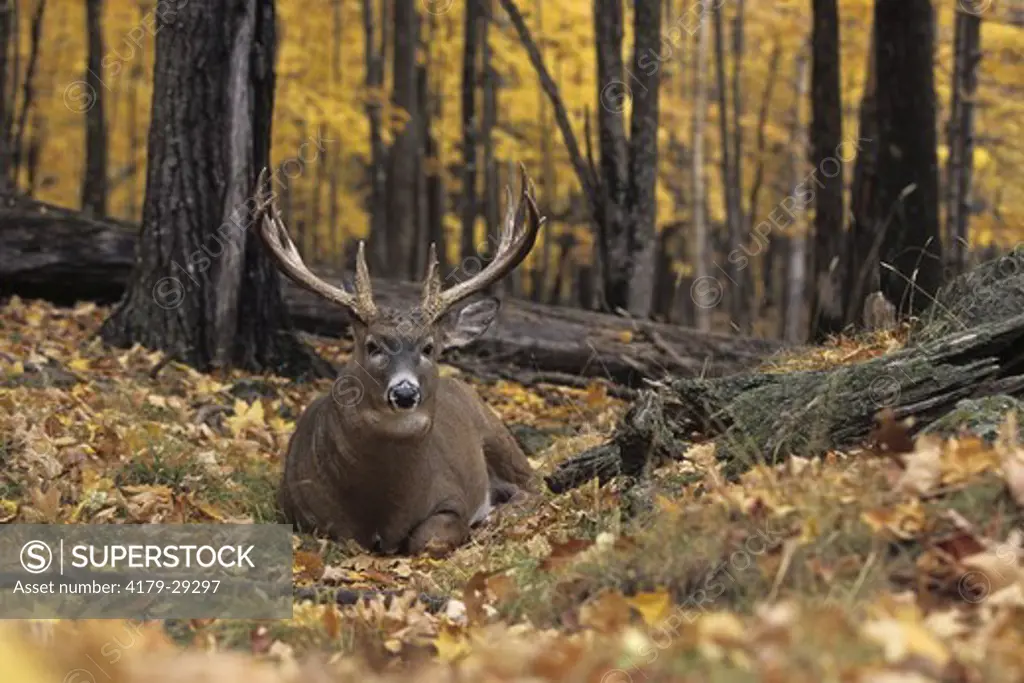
[932, 532, 986, 562]
[293, 550, 325, 583]
[540, 537, 594, 571]
[870, 408, 915, 458]
[463, 571, 495, 625]
[321, 604, 341, 639]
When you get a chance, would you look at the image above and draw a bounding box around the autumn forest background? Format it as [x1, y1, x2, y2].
[5, 0, 1023, 342]
[6, 1, 1024, 681]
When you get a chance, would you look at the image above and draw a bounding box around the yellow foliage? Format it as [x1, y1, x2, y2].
[10, 0, 1024, 264]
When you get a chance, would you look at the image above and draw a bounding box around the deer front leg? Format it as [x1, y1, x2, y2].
[405, 511, 470, 557]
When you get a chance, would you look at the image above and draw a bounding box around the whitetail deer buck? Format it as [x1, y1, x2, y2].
[254, 165, 544, 555]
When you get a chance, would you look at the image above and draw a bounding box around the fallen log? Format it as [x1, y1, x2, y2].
[0, 198, 786, 386]
[548, 310, 1024, 493]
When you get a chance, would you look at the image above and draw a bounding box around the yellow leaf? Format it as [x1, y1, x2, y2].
[67, 357, 91, 372]
[6, 361, 24, 376]
[225, 399, 265, 437]
[625, 590, 672, 626]
[433, 624, 471, 662]
[862, 616, 950, 668]
[0, 500, 18, 523]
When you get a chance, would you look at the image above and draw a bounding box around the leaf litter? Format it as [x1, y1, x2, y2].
[2, 297, 1024, 681]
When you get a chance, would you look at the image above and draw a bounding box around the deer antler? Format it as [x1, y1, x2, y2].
[254, 167, 378, 323]
[421, 163, 544, 323]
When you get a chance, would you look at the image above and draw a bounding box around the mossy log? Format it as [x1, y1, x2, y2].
[547, 311, 1024, 493]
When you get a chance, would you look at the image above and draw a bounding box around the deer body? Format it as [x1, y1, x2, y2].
[256, 165, 544, 555]
[279, 374, 533, 554]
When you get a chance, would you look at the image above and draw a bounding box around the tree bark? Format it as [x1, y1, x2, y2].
[81, 0, 108, 218]
[387, 0, 419, 277]
[624, 0, 662, 317]
[807, 0, 845, 342]
[842, 23, 879, 328]
[945, 2, 982, 276]
[361, 0, 388, 271]
[874, 0, 943, 317]
[690, 9, 711, 333]
[593, 0, 630, 312]
[712, 3, 744, 331]
[783, 47, 809, 344]
[98, 0, 327, 378]
[460, 0, 482, 263]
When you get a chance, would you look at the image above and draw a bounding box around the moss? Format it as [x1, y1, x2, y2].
[919, 395, 1024, 443]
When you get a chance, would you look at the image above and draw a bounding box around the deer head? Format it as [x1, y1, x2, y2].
[253, 165, 543, 439]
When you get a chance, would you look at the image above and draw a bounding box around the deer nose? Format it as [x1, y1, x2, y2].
[387, 380, 421, 410]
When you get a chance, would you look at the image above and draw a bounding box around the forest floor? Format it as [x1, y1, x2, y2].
[2, 296, 1024, 682]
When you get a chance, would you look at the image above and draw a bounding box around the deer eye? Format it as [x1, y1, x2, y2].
[421, 341, 435, 357]
[365, 339, 383, 357]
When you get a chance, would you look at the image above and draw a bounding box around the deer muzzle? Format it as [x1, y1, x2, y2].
[386, 377, 421, 411]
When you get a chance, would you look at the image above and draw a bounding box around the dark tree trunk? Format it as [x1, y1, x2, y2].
[0, 0, 10, 191]
[594, 0, 661, 317]
[842, 24, 879, 328]
[361, 0, 387, 272]
[945, 2, 981, 277]
[460, 0, 482, 263]
[482, 0, 503, 291]
[623, 0, 662, 317]
[874, 0, 943, 316]
[712, 3, 743, 330]
[9, 0, 45, 190]
[807, 0, 845, 342]
[593, 0, 629, 312]
[99, 0, 327, 378]
[81, 0, 108, 218]
[387, 0, 419, 278]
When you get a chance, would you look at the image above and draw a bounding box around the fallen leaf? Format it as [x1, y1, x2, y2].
[625, 590, 672, 626]
[433, 623, 470, 662]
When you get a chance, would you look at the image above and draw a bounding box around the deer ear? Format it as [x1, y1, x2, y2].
[442, 297, 500, 349]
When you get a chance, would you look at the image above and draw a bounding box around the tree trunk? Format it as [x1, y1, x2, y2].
[361, 0, 388, 271]
[712, 3, 743, 330]
[690, 8, 711, 333]
[874, 0, 943, 317]
[98, 0, 327, 379]
[945, 2, 982, 276]
[807, 0, 845, 342]
[727, 0, 749, 332]
[10, 0, 45, 190]
[460, 0, 482, 263]
[0, 0, 11, 191]
[424, 11, 447, 278]
[387, 0, 419, 278]
[842, 23, 879, 328]
[481, 0, 502, 292]
[624, 0, 662, 317]
[783, 47, 809, 344]
[80, 0, 108, 218]
[751, 44, 782, 317]
[593, 0, 630, 312]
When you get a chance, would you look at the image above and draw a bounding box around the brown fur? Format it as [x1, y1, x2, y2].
[278, 308, 537, 555]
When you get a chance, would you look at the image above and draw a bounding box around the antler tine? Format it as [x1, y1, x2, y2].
[254, 166, 377, 323]
[353, 241, 378, 319]
[421, 242, 443, 312]
[425, 163, 543, 322]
